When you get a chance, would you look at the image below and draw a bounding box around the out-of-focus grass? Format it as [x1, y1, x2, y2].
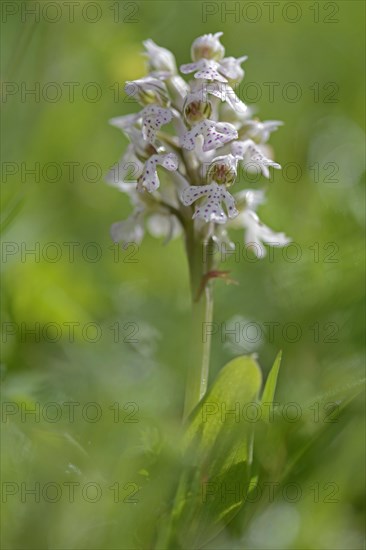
[1, 1, 365, 548]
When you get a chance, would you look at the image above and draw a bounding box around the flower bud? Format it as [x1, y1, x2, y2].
[183, 95, 211, 124]
[191, 32, 225, 62]
[125, 77, 169, 107]
[143, 39, 177, 74]
[207, 154, 239, 187]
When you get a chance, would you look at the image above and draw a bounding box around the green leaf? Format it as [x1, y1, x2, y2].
[170, 355, 263, 548]
[0, 194, 24, 235]
[255, 375, 366, 484]
[261, 350, 282, 423]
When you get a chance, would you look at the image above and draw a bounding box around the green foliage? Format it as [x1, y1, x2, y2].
[261, 350, 282, 421]
[164, 356, 262, 548]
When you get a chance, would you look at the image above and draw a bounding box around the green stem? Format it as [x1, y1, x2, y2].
[183, 228, 214, 420]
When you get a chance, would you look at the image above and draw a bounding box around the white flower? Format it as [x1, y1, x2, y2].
[219, 101, 254, 129]
[143, 39, 177, 74]
[110, 104, 173, 145]
[140, 105, 173, 143]
[180, 55, 247, 86]
[180, 59, 227, 83]
[111, 209, 145, 245]
[235, 188, 266, 210]
[191, 81, 247, 114]
[111, 209, 181, 246]
[232, 139, 281, 178]
[237, 211, 291, 257]
[108, 124, 157, 180]
[146, 213, 181, 243]
[137, 153, 178, 192]
[243, 120, 283, 143]
[191, 32, 225, 62]
[219, 56, 248, 83]
[206, 81, 247, 113]
[108, 119, 178, 193]
[182, 119, 238, 152]
[230, 189, 291, 257]
[110, 180, 181, 246]
[106, 150, 143, 186]
[109, 112, 141, 132]
[125, 76, 169, 106]
[212, 225, 235, 250]
[181, 182, 238, 224]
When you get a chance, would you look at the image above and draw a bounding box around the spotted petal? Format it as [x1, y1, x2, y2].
[206, 82, 247, 114]
[141, 105, 173, 144]
[179, 61, 200, 74]
[221, 189, 239, 219]
[182, 120, 238, 152]
[181, 182, 238, 224]
[180, 59, 227, 83]
[181, 183, 213, 206]
[232, 139, 281, 178]
[137, 153, 178, 192]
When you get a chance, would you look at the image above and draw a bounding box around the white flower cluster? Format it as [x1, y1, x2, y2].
[108, 33, 290, 257]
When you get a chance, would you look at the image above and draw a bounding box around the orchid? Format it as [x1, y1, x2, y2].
[232, 138, 282, 178]
[181, 182, 238, 224]
[181, 119, 238, 152]
[110, 104, 173, 146]
[181, 32, 248, 87]
[106, 179, 181, 247]
[107, 33, 290, 419]
[242, 119, 284, 143]
[180, 58, 228, 83]
[124, 76, 170, 106]
[137, 153, 178, 192]
[142, 39, 177, 75]
[219, 55, 248, 83]
[205, 81, 248, 113]
[191, 32, 225, 62]
[230, 189, 291, 256]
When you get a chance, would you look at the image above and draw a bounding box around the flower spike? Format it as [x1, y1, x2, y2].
[108, 32, 289, 258]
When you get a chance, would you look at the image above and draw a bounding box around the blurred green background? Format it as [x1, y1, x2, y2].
[1, 1, 365, 548]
